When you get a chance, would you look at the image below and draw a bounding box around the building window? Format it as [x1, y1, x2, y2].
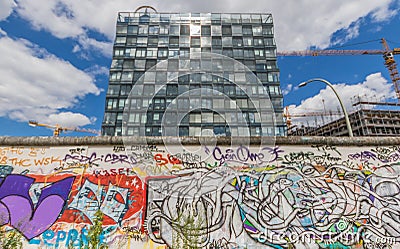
[212, 37, 222, 47]
[107, 85, 120, 95]
[231, 14, 241, 24]
[127, 25, 137, 34]
[153, 98, 165, 110]
[111, 59, 123, 69]
[126, 37, 137, 46]
[202, 113, 213, 123]
[211, 25, 222, 36]
[242, 25, 253, 35]
[222, 37, 232, 47]
[265, 48, 276, 57]
[232, 25, 242, 35]
[114, 48, 124, 56]
[149, 25, 159, 35]
[222, 25, 232, 36]
[264, 38, 275, 46]
[180, 25, 190, 35]
[268, 72, 280, 82]
[138, 25, 148, 34]
[158, 36, 169, 46]
[159, 25, 169, 34]
[110, 72, 121, 81]
[266, 61, 277, 69]
[252, 25, 262, 36]
[190, 24, 201, 36]
[269, 85, 281, 95]
[254, 38, 263, 46]
[222, 48, 233, 57]
[169, 37, 179, 47]
[158, 48, 168, 58]
[136, 37, 147, 46]
[263, 25, 273, 35]
[107, 99, 118, 110]
[170, 25, 180, 35]
[190, 113, 201, 123]
[244, 49, 254, 58]
[242, 14, 251, 23]
[169, 49, 179, 57]
[115, 36, 126, 45]
[147, 48, 158, 58]
[213, 113, 225, 123]
[148, 37, 158, 46]
[243, 37, 253, 46]
[143, 85, 155, 96]
[118, 99, 126, 110]
[179, 36, 190, 47]
[125, 48, 135, 57]
[179, 127, 189, 136]
[103, 127, 115, 136]
[254, 49, 264, 57]
[121, 72, 133, 81]
[146, 60, 157, 70]
[201, 37, 211, 47]
[233, 49, 243, 58]
[201, 25, 211, 36]
[233, 37, 243, 47]
[136, 48, 146, 57]
[134, 60, 146, 69]
[166, 84, 178, 96]
[120, 85, 131, 96]
[117, 25, 127, 34]
[190, 37, 201, 47]
[103, 112, 116, 125]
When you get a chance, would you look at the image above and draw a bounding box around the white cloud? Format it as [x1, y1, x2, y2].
[84, 65, 110, 78]
[13, 0, 398, 53]
[371, 3, 398, 22]
[331, 21, 361, 46]
[46, 112, 92, 128]
[74, 34, 113, 58]
[0, 0, 16, 20]
[287, 73, 395, 126]
[0, 34, 101, 127]
[282, 84, 293, 96]
[0, 28, 6, 36]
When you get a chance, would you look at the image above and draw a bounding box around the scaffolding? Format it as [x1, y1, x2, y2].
[288, 95, 400, 136]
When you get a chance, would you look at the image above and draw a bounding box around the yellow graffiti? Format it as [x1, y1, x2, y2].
[143, 240, 167, 249]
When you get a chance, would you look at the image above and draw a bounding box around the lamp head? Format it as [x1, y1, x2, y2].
[298, 82, 308, 88]
[28, 120, 38, 127]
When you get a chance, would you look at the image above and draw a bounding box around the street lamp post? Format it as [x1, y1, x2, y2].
[299, 78, 354, 137]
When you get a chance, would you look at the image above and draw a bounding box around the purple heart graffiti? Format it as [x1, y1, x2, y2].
[0, 174, 75, 239]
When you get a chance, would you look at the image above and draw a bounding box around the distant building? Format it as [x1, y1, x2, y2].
[102, 8, 285, 136]
[289, 108, 400, 136]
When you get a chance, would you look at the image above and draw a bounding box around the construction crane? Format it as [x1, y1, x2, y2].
[277, 38, 400, 100]
[28, 120, 100, 137]
[284, 106, 342, 128]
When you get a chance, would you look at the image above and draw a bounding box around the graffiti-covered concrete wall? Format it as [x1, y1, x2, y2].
[0, 136, 400, 249]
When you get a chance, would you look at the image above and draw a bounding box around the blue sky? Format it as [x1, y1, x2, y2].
[0, 0, 399, 136]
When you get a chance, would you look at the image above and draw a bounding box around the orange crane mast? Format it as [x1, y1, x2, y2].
[28, 120, 100, 137]
[277, 38, 400, 100]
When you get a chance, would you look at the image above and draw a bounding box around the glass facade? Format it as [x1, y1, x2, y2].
[102, 11, 285, 136]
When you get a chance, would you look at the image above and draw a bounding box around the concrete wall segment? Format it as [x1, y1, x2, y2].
[1, 136, 400, 146]
[0, 136, 399, 248]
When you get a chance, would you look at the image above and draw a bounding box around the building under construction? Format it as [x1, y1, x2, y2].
[288, 100, 400, 136]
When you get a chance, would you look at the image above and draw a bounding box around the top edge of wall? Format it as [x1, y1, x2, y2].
[0, 136, 399, 146]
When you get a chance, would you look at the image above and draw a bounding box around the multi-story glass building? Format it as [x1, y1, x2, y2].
[102, 9, 285, 136]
